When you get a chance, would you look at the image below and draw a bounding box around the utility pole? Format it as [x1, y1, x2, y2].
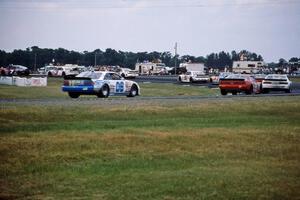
[174, 42, 177, 75]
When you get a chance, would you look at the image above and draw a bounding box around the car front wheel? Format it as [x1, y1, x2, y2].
[127, 85, 138, 97]
[221, 89, 227, 95]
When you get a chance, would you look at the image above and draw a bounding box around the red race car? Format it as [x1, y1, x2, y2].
[219, 74, 261, 95]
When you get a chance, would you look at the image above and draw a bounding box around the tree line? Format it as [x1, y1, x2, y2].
[0, 46, 297, 70]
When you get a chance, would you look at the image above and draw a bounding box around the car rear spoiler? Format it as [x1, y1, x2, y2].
[219, 78, 245, 81]
[64, 75, 91, 80]
[264, 79, 287, 81]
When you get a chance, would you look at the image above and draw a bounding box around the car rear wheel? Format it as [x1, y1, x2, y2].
[97, 84, 109, 98]
[232, 91, 237, 95]
[178, 77, 182, 82]
[189, 77, 193, 83]
[245, 85, 253, 95]
[127, 85, 138, 97]
[262, 88, 269, 94]
[221, 89, 227, 95]
[68, 92, 80, 98]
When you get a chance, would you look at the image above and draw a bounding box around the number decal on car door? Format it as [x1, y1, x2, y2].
[116, 81, 124, 93]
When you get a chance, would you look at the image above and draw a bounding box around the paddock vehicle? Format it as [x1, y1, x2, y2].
[262, 74, 292, 93]
[219, 74, 261, 95]
[178, 71, 210, 83]
[62, 71, 140, 98]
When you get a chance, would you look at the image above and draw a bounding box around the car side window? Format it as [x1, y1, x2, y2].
[104, 73, 112, 80]
[111, 73, 121, 80]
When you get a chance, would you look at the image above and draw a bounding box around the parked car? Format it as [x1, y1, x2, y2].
[262, 74, 292, 93]
[62, 71, 140, 98]
[219, 74, 261, 95]
[178, 71, 210, 83]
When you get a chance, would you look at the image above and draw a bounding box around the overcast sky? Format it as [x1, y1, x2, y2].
[0, 0, 299, 62]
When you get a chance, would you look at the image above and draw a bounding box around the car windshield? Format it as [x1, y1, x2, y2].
[265, 75, 287, 80]
[77, 71, 102, 79]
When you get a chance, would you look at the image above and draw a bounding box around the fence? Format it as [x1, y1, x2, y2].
[0, 76, 47, 87]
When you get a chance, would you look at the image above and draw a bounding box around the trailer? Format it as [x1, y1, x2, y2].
[232, 61, 266, 74]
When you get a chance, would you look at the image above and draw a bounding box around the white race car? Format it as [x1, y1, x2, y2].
[62, 71, 140, 98]
[262, 74, 292, 93]
[178, 71, 210, 83]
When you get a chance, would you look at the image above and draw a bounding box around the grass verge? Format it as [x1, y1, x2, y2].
[0, 97, 299, 199]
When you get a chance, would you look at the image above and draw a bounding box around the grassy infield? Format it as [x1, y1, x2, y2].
[0, 78, 300, 199]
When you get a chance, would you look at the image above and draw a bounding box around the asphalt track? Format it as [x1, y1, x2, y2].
[1, 76, 299, 106]
[1, 92, 300, 107]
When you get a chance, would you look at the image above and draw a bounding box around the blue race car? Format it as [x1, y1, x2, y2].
[62, 71, 140, 98]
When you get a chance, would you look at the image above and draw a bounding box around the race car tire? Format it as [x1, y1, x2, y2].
[97, 84, 109, 98]
[285, 88, 291, 93]
[127, 84, 138, 97]
[68, 92, 80, 98]
[245, 85, 253, 95]
[232, 91, 237, 95]
[262, 89, 269, 94]
[48, 72, 52, 77]
[221, 89, 227, 95]
[178, 77, 182, 82]
[189, 77, 193, 83]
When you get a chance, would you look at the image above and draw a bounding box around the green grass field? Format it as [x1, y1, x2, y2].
[1, 96, 300, 199]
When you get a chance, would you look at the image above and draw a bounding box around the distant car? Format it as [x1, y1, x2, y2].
[0, 67, 10, 76]
[2, 65, 30, 76]
[210, 72, 232, 84]
[62, 71, 140, 98]
[178, 71, 210, 83]
[117, 68, 139, 78]
[219, 74, 261, 95]
[253, 74, 267, 90]
[253, 74, 267, 83]
[262, 74, 292, 93]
